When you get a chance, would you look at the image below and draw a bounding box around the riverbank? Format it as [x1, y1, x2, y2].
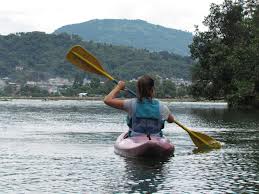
[0, 96, 227, 103]
[0, 96, 104, 101]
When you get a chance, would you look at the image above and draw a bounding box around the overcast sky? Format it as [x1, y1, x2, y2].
[0, 0, 225, 35]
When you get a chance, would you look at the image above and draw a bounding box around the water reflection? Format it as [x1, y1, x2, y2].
[0, 100, 258, 193]
[189, 108, 259, 128]
[123, 157, 170, 193]
[192, 147, 216, 154]
[47, 132, 119, 144]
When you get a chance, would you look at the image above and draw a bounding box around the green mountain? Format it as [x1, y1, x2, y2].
[0, 32, 193, 82]
[54, 19, 193, 56]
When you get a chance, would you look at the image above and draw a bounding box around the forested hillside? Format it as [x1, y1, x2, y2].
[0, 32, 193, 83]
[54, 19, 193, 56]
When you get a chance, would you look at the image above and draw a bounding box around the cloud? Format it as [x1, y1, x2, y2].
[0, 17, 35, 35]
[0, 0, 225, 35]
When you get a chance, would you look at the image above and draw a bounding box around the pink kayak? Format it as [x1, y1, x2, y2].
[114, 132, 175, 158]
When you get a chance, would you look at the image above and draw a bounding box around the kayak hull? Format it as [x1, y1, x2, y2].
[114, 132, 175, 158]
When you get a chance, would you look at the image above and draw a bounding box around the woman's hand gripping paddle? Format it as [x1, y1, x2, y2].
[66, 45, 221, 150]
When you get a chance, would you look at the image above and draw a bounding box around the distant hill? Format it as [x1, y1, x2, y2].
[0, 32, 193, 82]
[54, 19, 193, 56]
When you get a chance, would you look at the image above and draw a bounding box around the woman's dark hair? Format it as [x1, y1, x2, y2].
[137, 75, 155, 101]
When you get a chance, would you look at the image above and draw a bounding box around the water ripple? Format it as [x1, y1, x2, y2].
[0, 100, 258, 193]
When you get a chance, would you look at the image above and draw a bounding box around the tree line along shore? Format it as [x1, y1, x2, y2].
[0, 0, 258, 109]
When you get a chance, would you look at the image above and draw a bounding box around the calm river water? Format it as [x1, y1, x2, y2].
[0, 99, 258, 193]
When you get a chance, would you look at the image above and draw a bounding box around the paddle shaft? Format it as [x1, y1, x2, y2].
[71, 50, 136, 96]
[174, 120, 190, 132]
[111, 80, 136, 96]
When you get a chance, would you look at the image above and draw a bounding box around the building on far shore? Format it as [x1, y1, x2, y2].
[170, 78, 192, 86]
[0, 79, 6, 90]
[129, 77, 192, 86]
[79, 93, 88, 97]
[25, 77, 73, 94]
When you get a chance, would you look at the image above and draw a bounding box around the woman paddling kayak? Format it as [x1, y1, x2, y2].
[104, 75, 175, 157]
[104, 75, 175, 139]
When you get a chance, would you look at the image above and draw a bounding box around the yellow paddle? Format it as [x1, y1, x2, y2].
[66, 45, 222, 149]
[66, 45, 136, 96]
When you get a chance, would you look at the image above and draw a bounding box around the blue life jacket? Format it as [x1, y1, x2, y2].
[127, 99, 165, 136]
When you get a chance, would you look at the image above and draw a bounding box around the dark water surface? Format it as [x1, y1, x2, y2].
[0, 100, 258, 193]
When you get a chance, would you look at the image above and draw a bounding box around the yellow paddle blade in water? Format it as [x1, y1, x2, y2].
[174, 120, 221, 149]
[188, 130, 222, 149]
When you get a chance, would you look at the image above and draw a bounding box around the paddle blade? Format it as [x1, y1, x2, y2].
[66, 45, 105, 76]
[188, 130, 222, 149]
[174, 120, 221, 149]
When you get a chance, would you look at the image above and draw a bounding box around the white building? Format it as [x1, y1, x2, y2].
[15, 66, 24, 71]
[0, 79, 6, 90]
[79, 93, 88, 97]
[83, 78, 91, 85]
[48, 77, 72, 86]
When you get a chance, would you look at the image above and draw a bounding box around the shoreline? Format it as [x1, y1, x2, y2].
[0, 96, 227, 103]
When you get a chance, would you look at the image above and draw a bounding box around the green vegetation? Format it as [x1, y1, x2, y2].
[59, 78, 190, 98]
[0, 32, 82, 81]
[19, 86, 49, 97]
[189, 0, 259, 108]
[0, 31, 192, 82]
[54, 19, 193, 56]
[0, 31, 192, 98]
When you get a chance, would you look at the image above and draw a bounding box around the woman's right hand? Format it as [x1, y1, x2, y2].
[117, 81, 126, 90]
[104, 80, 125, 110]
